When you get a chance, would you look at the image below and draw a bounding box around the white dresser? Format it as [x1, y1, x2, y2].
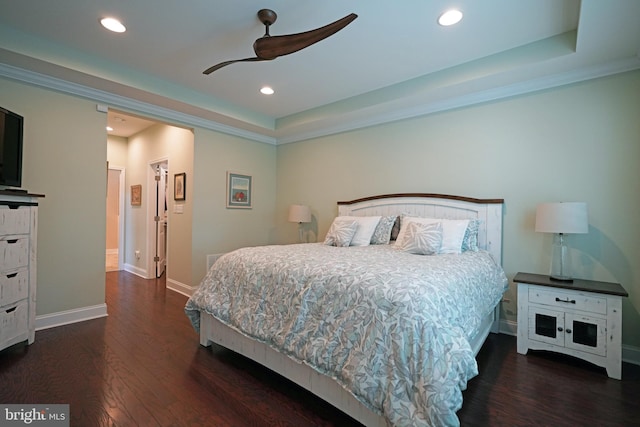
[0, 191, 43, 352]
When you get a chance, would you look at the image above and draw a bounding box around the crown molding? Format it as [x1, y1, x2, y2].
[2, 56, 639, 146]
[275, 56, 640, 144]
[0, 63, 277, 145]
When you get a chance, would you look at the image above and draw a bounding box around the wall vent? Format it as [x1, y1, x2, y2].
[206, 253, 225, 272]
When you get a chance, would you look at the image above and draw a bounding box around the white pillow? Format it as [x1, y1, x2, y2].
[395, 216, 470, 254]
[397, 221, 442, 255]
[324, 218, 358, 247]
[338, 216, 381, 246]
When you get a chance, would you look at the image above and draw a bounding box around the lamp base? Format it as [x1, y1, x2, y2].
[549, 233, 573, 283]
[550, 274, 573, 282]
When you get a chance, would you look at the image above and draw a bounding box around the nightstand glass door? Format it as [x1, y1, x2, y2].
[565, 313, 606, 356]
[528, 307, 564, 347]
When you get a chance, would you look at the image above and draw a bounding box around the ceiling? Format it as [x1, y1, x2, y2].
[0, 0, 639, 142]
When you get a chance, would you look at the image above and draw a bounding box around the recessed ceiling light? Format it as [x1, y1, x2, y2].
[260, 86, 274, 95]
[438, 9, 463, 26]
[106, 126, 114, 132]
[101, 17, 126, 33]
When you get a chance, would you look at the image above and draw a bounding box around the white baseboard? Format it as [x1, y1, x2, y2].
[622, 344, 640, 366]
[35, 303, 108, 331]
[124, 263, 148, 278]
[498, 318, 517, 336]
[166, 278, 196, 297]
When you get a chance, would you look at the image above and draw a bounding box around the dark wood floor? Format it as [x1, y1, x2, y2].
[1, 272, 638, 426]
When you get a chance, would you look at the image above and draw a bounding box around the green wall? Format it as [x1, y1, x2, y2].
[191, 127, 277, 285]
[1, 78, 107, 315]
[275, 70, 640, 349]
[2, 68, 638, 353]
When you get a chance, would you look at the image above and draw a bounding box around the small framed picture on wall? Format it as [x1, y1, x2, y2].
[226, 172, 252, 209]
[131, 184, 142, 206]
[174, 173, 186, 201]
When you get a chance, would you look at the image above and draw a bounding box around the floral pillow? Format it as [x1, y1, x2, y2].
[324, 218, 358, 247]
[370, 215, 397, 244]
[461, 219, 481, 252]
[397, 221, 443, 255]
[395, 215, 470, 254]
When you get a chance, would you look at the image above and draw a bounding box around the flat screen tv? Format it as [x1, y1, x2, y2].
[0, 106, 24, 188]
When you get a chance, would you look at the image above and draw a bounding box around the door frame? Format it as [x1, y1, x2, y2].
[146, 157, 168, 279]
[107, 165, 126, 271]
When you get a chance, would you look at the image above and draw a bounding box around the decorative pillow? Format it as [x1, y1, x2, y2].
[324, 218, 358, 247]
[394, 215, 431, 248]
[370, 215, 397, 244]
[390, 216, 401, 241]
[439, 218, 470, 254]
[395, 216, 470, 254]
[461, 219, 481, 252]
[337, 215, 381, 246]
[397, 221, 443, 255]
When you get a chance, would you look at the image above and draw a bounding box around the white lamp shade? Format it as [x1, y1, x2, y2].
[535, 202, 588, 234]
[288, 204, 311, 223]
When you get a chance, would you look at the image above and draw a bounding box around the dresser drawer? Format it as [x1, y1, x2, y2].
[0, 269, 28, 307]
[0, 205, 31, 235]
[529, 286, 606, 315]
[0, 299, 28, 344]
[0, 237, 29, 270]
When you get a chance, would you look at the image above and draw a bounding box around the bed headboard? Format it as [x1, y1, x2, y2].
[337, 193, 504, 264]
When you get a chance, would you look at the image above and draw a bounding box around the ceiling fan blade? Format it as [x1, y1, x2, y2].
[253, 13, 357, 60]
[203, 57, 266, 75]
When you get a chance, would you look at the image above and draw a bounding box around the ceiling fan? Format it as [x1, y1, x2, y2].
[203, 9, 357, 74]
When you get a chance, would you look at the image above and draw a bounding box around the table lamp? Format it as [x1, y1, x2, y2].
[288, 204, 311, 243]
[535, 202, 588, 282]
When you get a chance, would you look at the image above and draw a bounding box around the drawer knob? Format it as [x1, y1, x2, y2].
[557, 327, 564, 332]
[566, 329, 572, 334]
[555, 297, 576, 304]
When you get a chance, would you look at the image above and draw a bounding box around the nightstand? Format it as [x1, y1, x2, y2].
[515, 272, 628, 379]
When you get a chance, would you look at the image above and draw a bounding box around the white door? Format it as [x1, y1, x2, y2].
[155, 165, 167, 277]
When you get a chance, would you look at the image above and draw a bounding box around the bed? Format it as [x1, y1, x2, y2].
[185, 193, 507, 426]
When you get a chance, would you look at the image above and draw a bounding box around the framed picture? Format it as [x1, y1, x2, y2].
[131, 184, 142, 206]
[226, 172, 252, 209]
[174, 173, 186, 201]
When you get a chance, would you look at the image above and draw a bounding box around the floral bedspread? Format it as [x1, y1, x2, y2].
[185, 243, 507, 426]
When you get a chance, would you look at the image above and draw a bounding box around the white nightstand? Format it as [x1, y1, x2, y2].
[515, 272, 628, 379]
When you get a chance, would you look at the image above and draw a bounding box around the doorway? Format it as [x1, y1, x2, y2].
[106, 165, 125, 272]
[150, 161, 168, 278]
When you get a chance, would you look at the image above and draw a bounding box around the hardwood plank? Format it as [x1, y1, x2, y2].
[459, 332, 640, 426]
[1, 271, 638, 426]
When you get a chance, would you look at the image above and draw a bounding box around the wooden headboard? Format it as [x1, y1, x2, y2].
[337, 193, 504, 264]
